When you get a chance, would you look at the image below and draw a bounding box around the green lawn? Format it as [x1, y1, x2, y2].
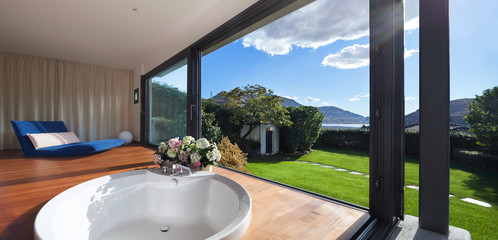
[246, 147, 498, 239]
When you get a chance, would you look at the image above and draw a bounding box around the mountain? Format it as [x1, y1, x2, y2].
[405, 98, 472, 126]
[280, 96, 302, 107]
[318, 106, 368, 124]
[209, 93, 368, 124]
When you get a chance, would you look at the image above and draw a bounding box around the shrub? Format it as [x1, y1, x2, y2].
[217, 137, 249, 172]
[453, 149, 498, 171]
[316, 128, 370, 151]
[201, 111, 222, 144]
[280, 106, 324, 153]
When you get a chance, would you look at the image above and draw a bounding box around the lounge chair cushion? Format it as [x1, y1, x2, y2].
[10, 120, 125, 156]
[27, 132, 81, 150]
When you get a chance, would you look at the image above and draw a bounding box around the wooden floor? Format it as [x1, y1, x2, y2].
[0, 144, 368, 240]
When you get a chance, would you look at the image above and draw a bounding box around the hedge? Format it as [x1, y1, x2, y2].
[317, 129, 484, 155]
[316, 128, 369, 151]
[452, 148, 498, 171]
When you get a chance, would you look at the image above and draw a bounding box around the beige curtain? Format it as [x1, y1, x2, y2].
[0, 52, 133, 150]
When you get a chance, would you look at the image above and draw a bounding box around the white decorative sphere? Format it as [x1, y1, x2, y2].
[118, 131, 133, 144]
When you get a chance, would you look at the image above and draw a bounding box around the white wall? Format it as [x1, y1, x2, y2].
[241, 124, 279, 154]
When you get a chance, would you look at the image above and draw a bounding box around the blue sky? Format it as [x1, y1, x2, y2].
[201, 0, 497, 117]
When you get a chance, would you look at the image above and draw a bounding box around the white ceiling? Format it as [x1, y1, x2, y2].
[0, 0, 257, 70]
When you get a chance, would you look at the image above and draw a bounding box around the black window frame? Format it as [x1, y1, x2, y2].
[140, 0, 411, 238]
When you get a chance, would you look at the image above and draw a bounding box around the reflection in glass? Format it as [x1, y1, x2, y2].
[149, 58, 187, 145]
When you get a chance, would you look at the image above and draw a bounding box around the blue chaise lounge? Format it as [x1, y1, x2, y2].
[11, 121, 125, 156]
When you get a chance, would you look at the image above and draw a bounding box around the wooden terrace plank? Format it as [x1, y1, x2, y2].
[0, 144, 367, 240]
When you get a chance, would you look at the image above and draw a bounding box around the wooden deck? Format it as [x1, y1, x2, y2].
[0, 144, 368, 239]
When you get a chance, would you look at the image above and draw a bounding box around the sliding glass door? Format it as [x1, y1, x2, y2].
[146, 58, 188, 145]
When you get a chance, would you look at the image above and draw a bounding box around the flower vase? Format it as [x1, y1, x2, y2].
[201, 165, 212, 172]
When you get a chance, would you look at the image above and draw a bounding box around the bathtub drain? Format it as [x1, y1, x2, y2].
[160, 225, 170, 232]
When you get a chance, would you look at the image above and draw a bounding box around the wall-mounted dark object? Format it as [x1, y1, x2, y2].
[134, 88, 139, 104]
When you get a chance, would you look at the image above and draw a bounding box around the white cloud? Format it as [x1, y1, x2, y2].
[283, 95, 298, 100]
[321, 102, 329, 106]
[241, 0, 419, 56]
[358, 93, 369, 98]
[405, 96, 416, 101]
[322, 45, 418, 69]
[349, 97, 360, 102]
[321, 44, 369, 69]
[404, 48, 419, 59]
[242, 0, 369, 56]
[404, 0, 419, 33]
[305, 96, 320, 102]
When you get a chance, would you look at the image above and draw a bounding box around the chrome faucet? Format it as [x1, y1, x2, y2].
[171, 164, 192, 176]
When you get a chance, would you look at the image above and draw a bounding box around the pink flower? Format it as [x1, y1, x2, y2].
[168, 137, 180, 149]
[193, 161, 201, 167]
[178, 151, 190, 162]
[152, 154, 162, 164]
[174, 148, 178, 152]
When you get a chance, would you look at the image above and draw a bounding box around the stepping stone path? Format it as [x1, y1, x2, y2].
[406, 185, 419, 190]
[295, 160, 492, 208]
[333, 168, 348, 171]
[461, 198, 492, 207]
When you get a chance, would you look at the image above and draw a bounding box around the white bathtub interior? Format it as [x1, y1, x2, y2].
[34, 169, 251, 240]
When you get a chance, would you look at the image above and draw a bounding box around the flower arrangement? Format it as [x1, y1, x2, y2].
[152, 136, 221, 169]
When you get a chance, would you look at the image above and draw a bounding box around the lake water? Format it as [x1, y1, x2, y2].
[321, 123, 369, 129]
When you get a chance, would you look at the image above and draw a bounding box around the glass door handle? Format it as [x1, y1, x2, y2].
[190, 104, 195, 121]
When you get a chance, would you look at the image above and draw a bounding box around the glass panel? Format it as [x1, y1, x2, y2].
[148, 58, 188, 145]
[201, 0, 370, 208]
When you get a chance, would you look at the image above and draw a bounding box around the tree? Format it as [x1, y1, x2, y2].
[465, 86, 498, 154]
[222, 84, 292, 140]
[202, 99, 241, 140]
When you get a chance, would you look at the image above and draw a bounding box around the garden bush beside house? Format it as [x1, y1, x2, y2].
[217, 137, 249, 172]
[279, 106, 324, 153]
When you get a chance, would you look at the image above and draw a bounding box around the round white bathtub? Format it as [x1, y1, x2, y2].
[34, 169, 252, 240]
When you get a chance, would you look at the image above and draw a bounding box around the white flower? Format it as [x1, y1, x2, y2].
[195, 138, 211, 149]
[158, 142, 168, 153]
[206, 151, 216, 162]
[190, 152, 202, 163]
[207, 148, 222, 162]
[183, 136, 195, 145]
[166, 148, 176, 158]
[213, 148, 221, 162]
